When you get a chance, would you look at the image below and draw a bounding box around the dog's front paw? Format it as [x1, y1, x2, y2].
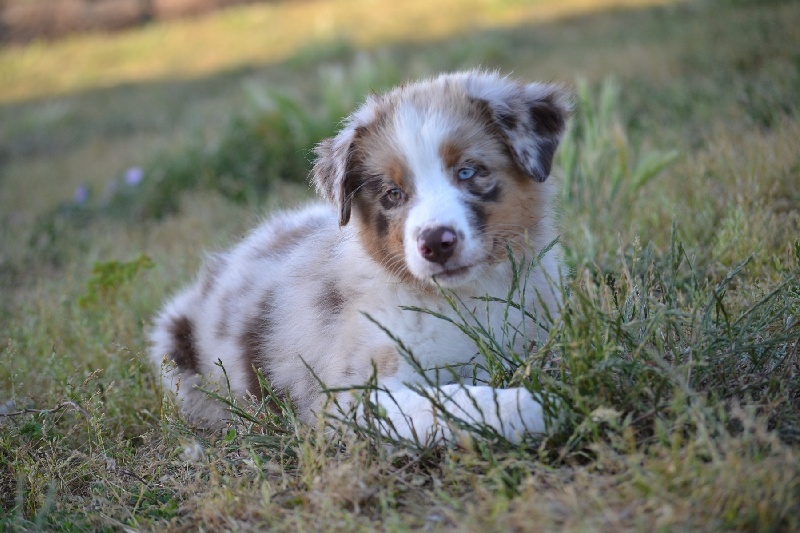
[443, 385, 546, 444]
[367, 385, 548, 446]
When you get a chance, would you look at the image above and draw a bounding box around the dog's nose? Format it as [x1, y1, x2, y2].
[418, 226, 458, 264]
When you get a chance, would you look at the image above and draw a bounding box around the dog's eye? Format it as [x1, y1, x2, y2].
[385, 188, 405, 203]
[457, 167, 476, 181]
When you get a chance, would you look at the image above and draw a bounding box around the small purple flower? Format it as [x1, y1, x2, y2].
[124, 167, 144, 186]
[73, 184, 89, 204]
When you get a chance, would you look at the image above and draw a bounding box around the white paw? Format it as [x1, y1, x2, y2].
[366, 385, 547, 446]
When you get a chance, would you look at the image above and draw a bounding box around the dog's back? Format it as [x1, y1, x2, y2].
[150, 70, 570, 443]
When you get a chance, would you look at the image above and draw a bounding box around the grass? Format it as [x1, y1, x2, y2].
[1, 0, 799, 530]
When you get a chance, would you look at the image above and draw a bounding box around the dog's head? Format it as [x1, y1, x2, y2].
[313, 70, 571, 287]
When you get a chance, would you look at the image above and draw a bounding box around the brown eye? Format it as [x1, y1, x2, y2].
[386, 188, 405, 203]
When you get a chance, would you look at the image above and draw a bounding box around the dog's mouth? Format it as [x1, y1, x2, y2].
[431, 264, 475, 283]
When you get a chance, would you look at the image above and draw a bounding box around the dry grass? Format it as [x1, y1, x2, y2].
[1, 0, 799, 531]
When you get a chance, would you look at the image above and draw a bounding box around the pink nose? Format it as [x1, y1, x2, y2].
[418, 226, 457, 264]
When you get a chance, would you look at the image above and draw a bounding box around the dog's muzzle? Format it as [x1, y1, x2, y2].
[417, 225, 457, 265]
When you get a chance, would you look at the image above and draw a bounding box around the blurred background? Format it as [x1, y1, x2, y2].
[1, 0, 289, 43]
[1, 0, 269, 43]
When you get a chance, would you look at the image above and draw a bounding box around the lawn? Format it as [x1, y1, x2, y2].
[1, 0, 798, 530]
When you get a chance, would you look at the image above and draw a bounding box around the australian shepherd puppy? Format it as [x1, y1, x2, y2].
[149, 70, 571, 445]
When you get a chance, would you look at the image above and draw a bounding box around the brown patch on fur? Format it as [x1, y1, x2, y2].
[374, 212, 390, 237]
[356, 197, 413, 283]
[168, 315, 200, 374]
[238, 290, 275, 399]
[373, 346, 400, 378]
[268, 225, 310, 257]
[343, 364, 359, 379]
[386, 158, 409, 190]
[439, 141, 464, 170]
[252, 216, 327, 259]
[348, 119, 416, 284]
[484, 164, 544, 262]
[318, 283, 346, 318]
[352, 176, 414, 283]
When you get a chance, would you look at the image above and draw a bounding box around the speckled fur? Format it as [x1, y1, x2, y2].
[149, 70, 571, 444]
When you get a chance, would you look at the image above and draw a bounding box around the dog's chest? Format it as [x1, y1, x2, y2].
[353, 281, 526, 383]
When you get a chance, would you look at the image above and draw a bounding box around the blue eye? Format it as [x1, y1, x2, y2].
[457, 167, 476, 180]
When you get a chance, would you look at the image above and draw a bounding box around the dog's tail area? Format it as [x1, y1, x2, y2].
[148, 288, 230, 427]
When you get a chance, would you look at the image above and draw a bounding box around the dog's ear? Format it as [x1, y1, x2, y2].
[469, 76, 572, 182]
[312, 126, 361, 226]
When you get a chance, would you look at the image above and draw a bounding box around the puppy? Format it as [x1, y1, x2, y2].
[149, 70, 571, 445]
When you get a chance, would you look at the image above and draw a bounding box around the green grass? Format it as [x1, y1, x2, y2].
[1, 0, 799, 530]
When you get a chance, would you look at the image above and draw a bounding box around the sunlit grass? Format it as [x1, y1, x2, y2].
[0, 0, 677, 103]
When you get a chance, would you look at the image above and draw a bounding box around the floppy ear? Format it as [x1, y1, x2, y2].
[312, 127, 360, 226]
[312, 95, 382, 227]
[468, 76, 572, 182]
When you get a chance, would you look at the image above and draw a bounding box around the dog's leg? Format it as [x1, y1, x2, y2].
[365, 384, 546, 445]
